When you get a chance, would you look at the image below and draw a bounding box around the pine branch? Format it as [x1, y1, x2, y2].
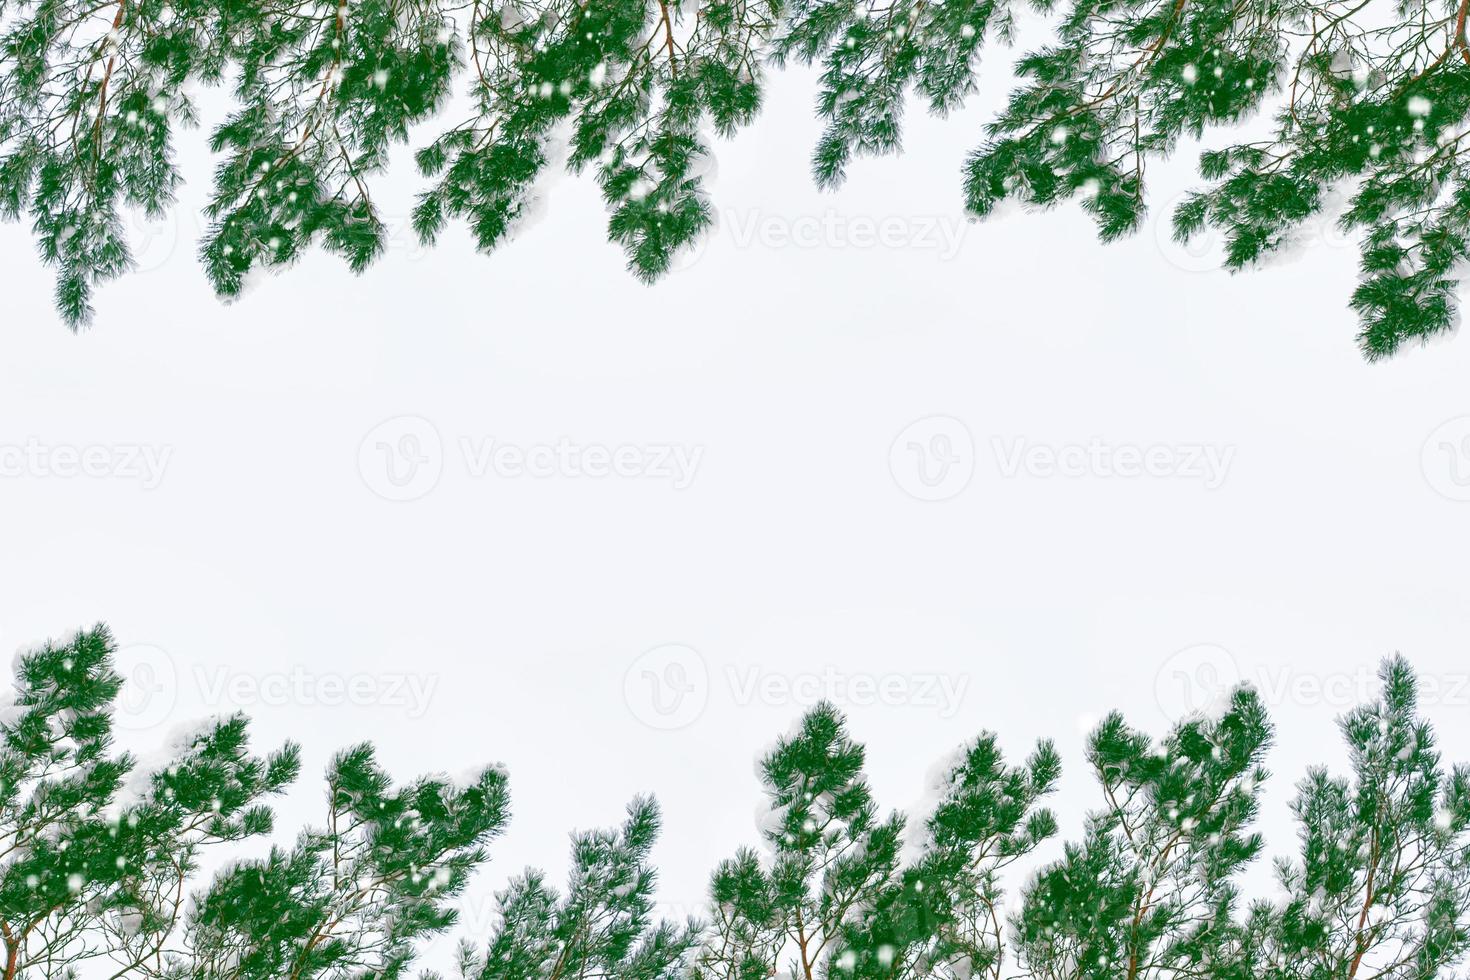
[4, 626, 1470, 980]
[8, 0, 1470, 357]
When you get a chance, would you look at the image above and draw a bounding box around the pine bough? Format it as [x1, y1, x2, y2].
[6, 0, 1470, 357]
[6, 624, 1470, 979]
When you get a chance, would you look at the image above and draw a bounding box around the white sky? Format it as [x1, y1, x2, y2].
[4, 46, 1470, 976]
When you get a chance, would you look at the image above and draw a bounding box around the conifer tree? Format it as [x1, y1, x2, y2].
[963, 0, 1283, 243]
[199, 0, 462, 299]
[438, 796, 700, 980]
[11, 0, 1470, 359]
[693, 703, 907, 980]
[1239, 656, 1470, 979]
[834, 731, 1061, 980]
[1173, 6, 1470, 360]
[411, 0, 779, 281]
[1015, 685, 1272, 980]
[0, 0, 226, 325]
[769, 0, 1019, 188]
[12, 626, 1470, 979]
[173, 745, 510, 979]
[0, 625, 299, 980]
[694, 703, 1060, 980]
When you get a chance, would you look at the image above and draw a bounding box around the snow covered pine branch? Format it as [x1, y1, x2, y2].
[6, 0, 1470, 356]
[4, 625, 1470, 979]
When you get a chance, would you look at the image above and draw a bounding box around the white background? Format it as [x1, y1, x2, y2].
[5, 47, 1470, 972]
